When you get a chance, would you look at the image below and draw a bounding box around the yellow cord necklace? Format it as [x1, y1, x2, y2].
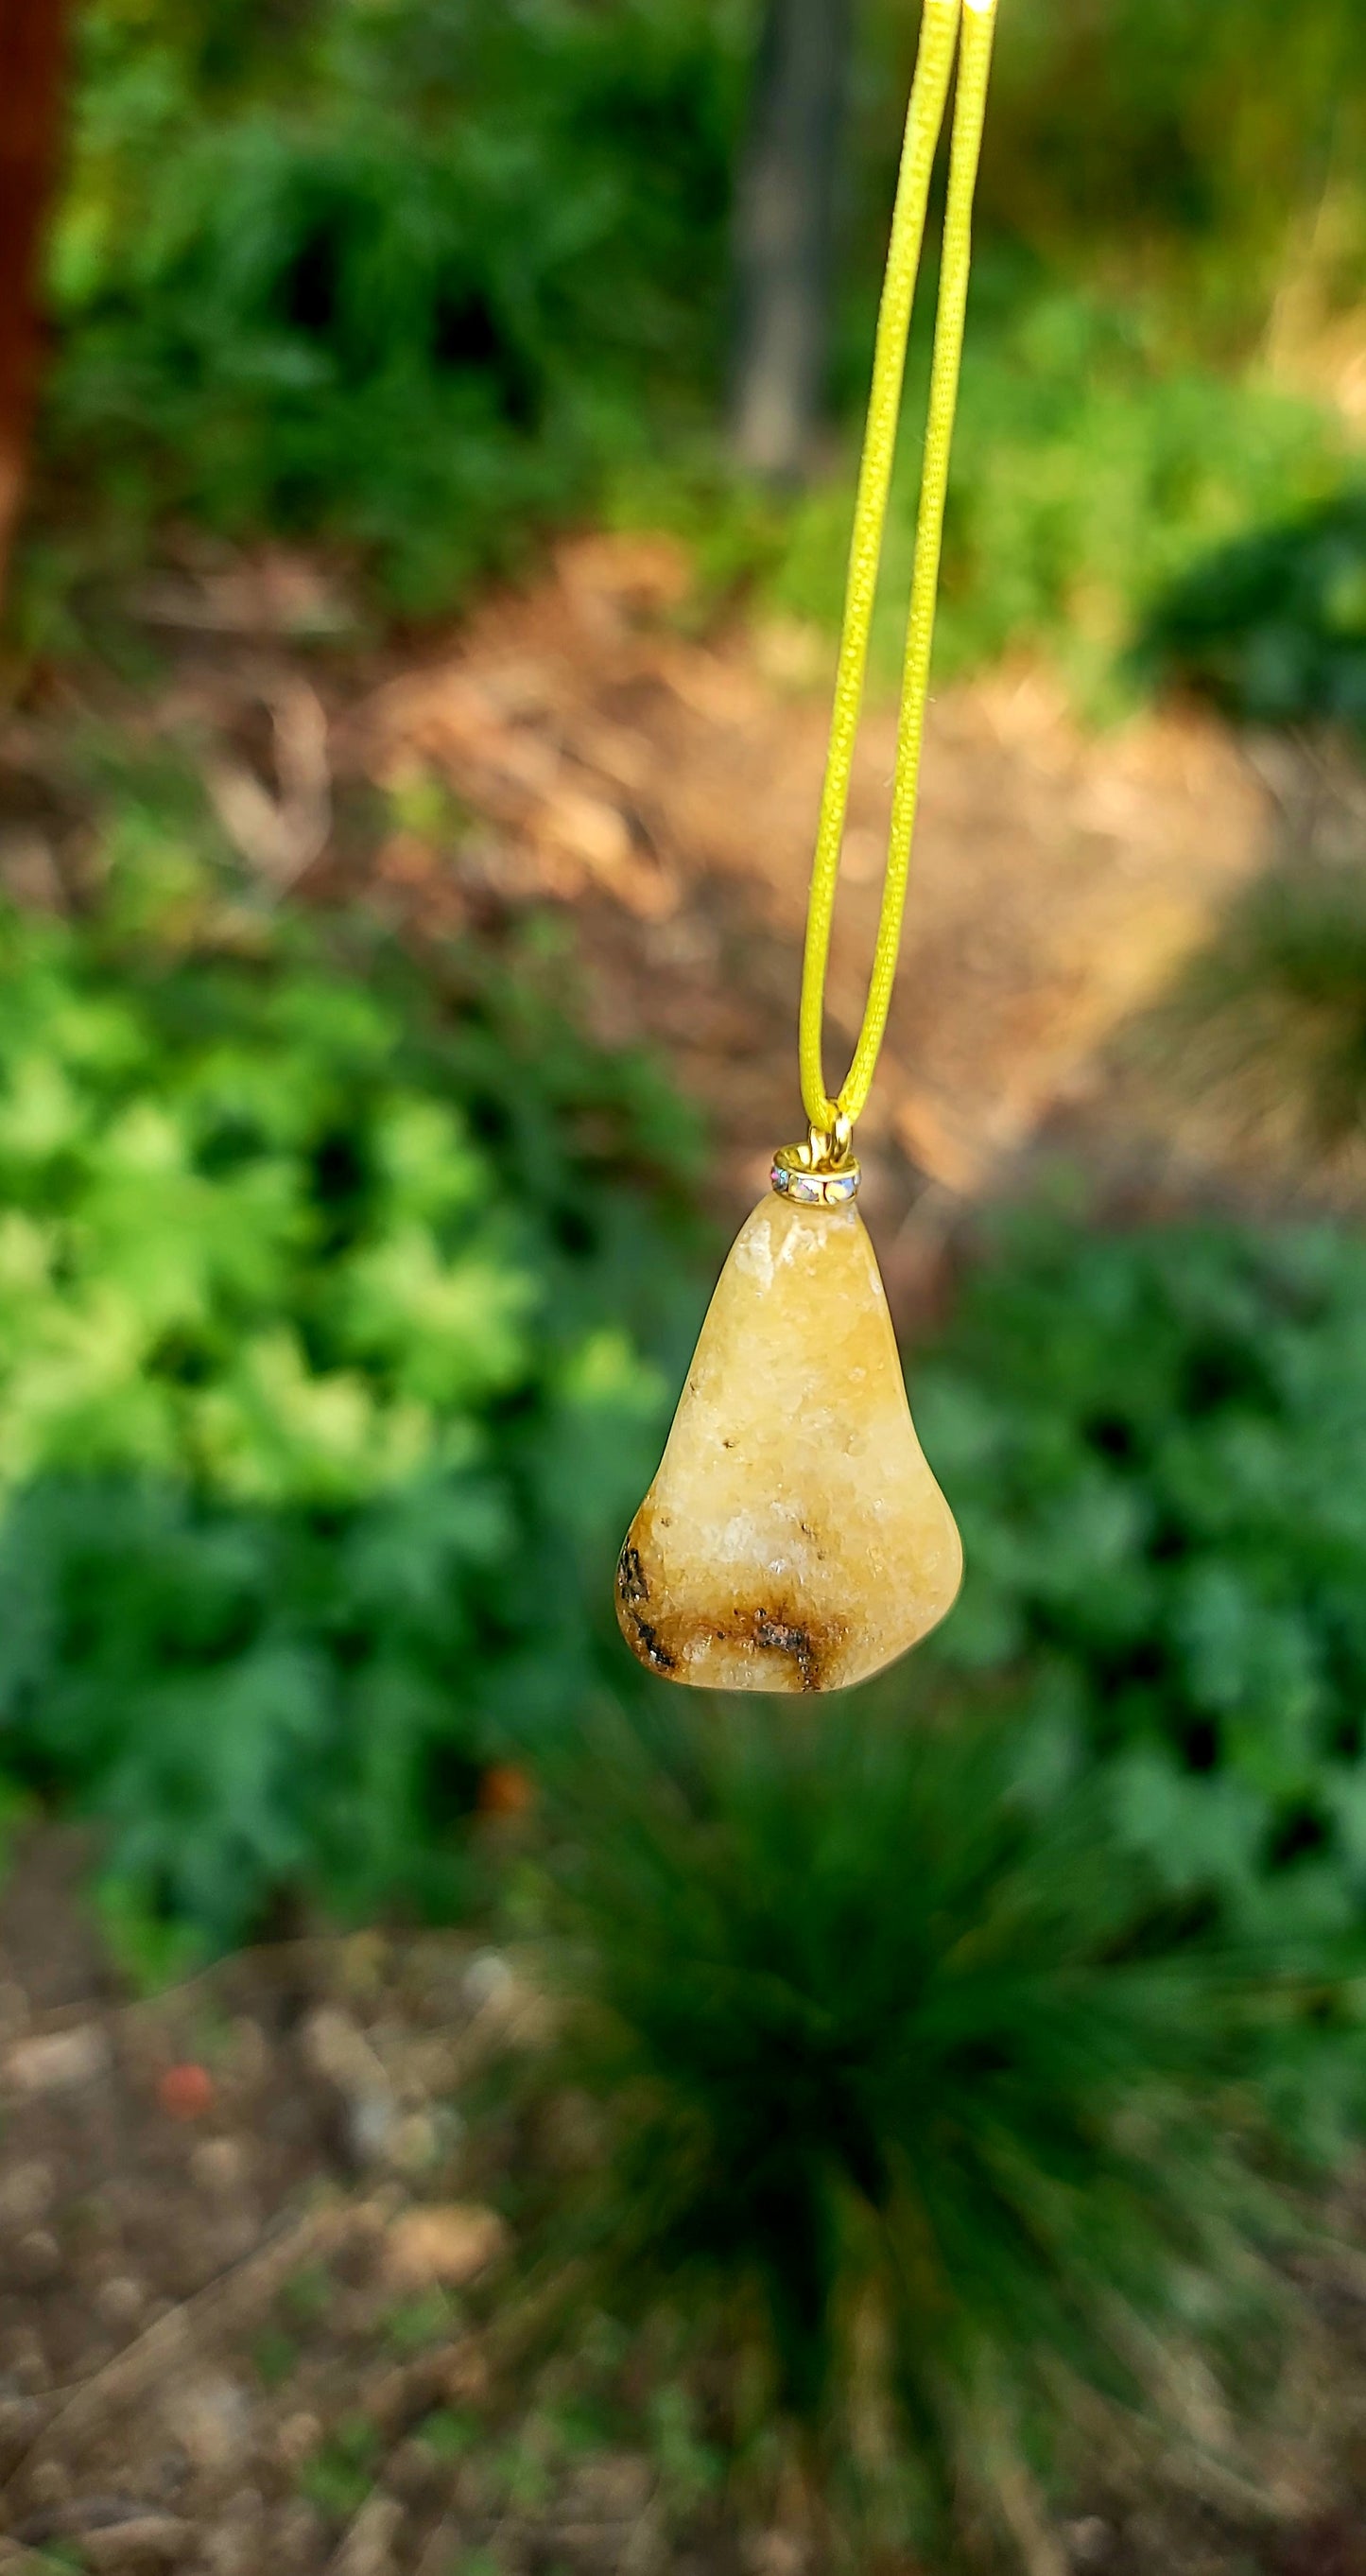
[802, 0, 997, 1144]
[617, 0, 997, 1696]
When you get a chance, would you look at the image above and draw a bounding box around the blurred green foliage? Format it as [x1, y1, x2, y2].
[25, 0, 1360, 697]
[639, 270, 1343, 704]
[921, 1211, 1366, 1946]
[43, 0, 748, 609]
[529, 1697, 1321, 2566]
[1135, 485, 1366, 734]
[0, 767, 704, 1942]
[977, 0, 1365, 332]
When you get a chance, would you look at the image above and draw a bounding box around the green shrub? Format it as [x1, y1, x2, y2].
[527, 1697, 1319, 2566]
[0, 765, 705, 1942]
[1134, 485, 1366, 734]
[40, 0, 748, 611]
[977, 0, 1366, 334]
[34, 1, 1350, 698]
[920, 1210, 1366, 1943]
[932, 284, 1343, 697]
[614, 271, 1344, 708]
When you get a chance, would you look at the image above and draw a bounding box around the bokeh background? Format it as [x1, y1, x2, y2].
[1, 5, 1365, 2572]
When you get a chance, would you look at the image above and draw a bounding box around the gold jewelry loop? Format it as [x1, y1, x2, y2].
[823, 1113, 855, 1170]
[770, 1120, 862, 1209]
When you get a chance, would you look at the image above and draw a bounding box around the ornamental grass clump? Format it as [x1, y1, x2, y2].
[1134, 848, 1366, 1188]
[530, 1697, 1327, 2566]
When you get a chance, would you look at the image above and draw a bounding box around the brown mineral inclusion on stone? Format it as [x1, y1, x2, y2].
[615, 1191, 962, 1692]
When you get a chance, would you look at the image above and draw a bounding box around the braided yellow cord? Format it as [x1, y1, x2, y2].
[799, 0, 997, 1136]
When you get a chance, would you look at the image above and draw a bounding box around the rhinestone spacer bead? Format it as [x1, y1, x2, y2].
[770, 1134, 861, 1207]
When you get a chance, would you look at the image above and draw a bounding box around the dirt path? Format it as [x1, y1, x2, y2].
[340, 531, 1271, 1290]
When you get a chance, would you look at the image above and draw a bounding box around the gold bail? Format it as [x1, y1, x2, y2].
[770, 1114, 860, 1208]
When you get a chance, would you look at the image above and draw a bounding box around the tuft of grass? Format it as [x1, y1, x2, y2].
[527, 1697, 1328, 2564]
[1138, 848, 1366, 1172]
[297, 2411, 384, 2521]
[251, 2326, 300, 2391]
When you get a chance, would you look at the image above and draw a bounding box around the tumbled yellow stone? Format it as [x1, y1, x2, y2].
[616, 1190, 961, 1692]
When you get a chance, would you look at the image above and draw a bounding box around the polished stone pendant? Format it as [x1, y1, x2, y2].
[615, 1148, 961, 1693]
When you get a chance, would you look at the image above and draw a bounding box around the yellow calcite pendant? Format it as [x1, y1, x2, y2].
[615, 1175, 961, 1693]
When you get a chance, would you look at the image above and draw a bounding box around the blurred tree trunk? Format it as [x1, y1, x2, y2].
[730, 0, 854, 483]
[0, 0, 69, 611]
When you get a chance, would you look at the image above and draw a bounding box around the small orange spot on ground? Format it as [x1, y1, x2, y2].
[157, 2062, 215, 2121]
[476, 1762, 535, 1819]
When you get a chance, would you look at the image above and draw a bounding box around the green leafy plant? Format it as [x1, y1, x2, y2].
[920, 1210, 1366, 1950]
[527, 1697, 1321, 2567]
[0, 765, 705, 1942]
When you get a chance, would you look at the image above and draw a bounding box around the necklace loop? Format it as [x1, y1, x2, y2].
[812, 1113, 855, 1171]
[770, 1118, 861, 1208]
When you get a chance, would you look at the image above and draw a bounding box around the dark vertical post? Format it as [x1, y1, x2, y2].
[729, 0, 854, 483]
[0, 0, 70, 610]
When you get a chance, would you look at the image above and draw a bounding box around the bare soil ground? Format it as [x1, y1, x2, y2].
[0, 1829, 751, 2576]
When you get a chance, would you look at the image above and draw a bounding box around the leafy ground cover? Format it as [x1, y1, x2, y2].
[921, 1210, 1366, 1976]
[0, 759, 705, 1954]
